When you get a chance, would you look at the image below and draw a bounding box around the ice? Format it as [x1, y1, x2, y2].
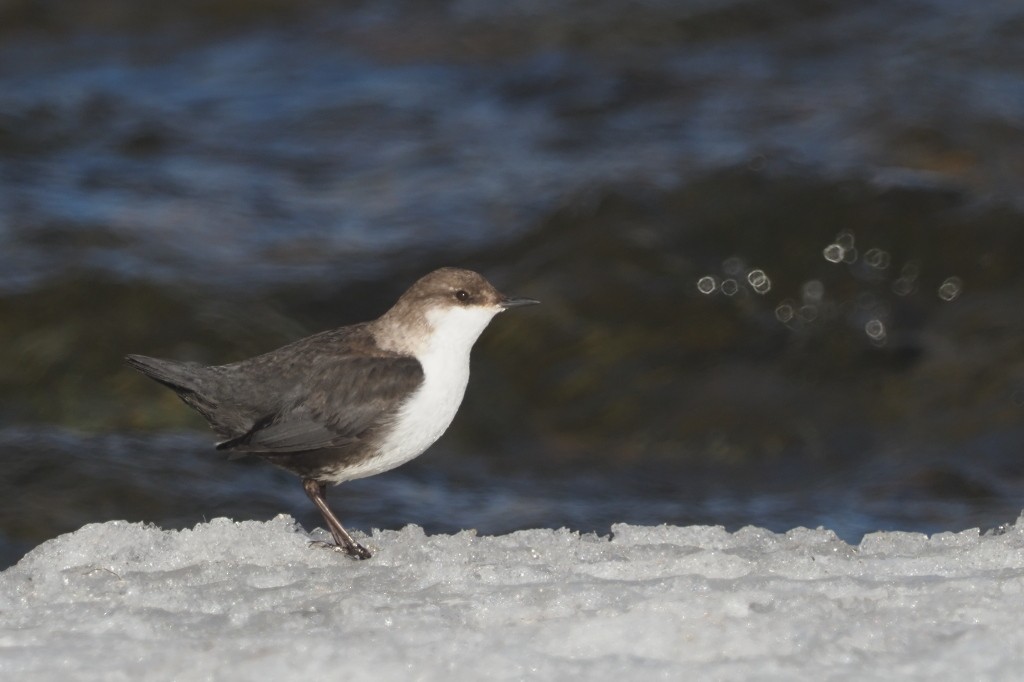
[3, 517, 1024, 680]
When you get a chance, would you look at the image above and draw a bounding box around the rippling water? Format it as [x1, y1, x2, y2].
[3, 0, 1024, 567]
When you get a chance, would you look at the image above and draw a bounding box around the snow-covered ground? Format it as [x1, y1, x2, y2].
[3, 516, 1024, 680]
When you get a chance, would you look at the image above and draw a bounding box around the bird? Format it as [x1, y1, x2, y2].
[125, 267, 538, 559]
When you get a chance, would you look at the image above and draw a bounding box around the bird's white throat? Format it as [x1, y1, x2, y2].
[422, 304, 503, 356]
[335, 304, 501, 483]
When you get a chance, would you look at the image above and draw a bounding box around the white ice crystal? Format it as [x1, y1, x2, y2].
[2, 516, 1024, 680]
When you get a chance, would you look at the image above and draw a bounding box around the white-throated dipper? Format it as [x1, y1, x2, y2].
[126, 267, 538, 559]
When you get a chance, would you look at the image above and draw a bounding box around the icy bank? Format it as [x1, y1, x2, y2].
[3, 517, 1024, 680]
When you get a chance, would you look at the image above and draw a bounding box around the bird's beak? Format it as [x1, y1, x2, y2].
[499, 295, 540, 309]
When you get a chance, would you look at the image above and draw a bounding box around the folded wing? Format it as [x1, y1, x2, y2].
[215, 355, 424, 454]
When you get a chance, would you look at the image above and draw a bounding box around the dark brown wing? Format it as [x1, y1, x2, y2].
[128, 322, 424, 451]
[215, 354, 423, 454]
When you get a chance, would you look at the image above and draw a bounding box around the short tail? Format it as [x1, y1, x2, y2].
[125, 354, 205, 393]
[125, 353, 235, 436]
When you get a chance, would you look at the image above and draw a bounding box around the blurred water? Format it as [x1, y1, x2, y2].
[3, 0, 1024, 567]
[4, 1, 1024, 293]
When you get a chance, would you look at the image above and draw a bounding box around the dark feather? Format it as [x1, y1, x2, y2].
[126, 323, 424, 455]
[216, 355, 423, 454]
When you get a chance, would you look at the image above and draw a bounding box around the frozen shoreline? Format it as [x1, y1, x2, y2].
[2, 516, 1024, 680]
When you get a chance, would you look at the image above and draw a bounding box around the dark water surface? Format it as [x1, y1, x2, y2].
[3, 0, 1024, 568]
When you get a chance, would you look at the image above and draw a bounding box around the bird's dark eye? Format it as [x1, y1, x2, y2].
[455, 289, 470, 302]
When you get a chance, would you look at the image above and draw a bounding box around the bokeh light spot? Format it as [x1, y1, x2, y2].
[802, 279, 825, 303]
[865, 318, 886, 340]
[697, 275, 718, 294]
[723, 256, 745, 276]
[775, 302, 795, 324]
[823, 244, 845, 263]
[864, 248, 891, 269]
[938, 276, 962, 301]
[747, 269, 771, 294]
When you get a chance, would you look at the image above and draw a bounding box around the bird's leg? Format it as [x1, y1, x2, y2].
[302, 479, 372, 560]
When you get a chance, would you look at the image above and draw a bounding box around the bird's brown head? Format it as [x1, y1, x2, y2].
[397, 267, 537, 311]
[375, 267, 538, 353]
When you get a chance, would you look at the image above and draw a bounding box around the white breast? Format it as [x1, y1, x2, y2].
[333, 304, 500, 483]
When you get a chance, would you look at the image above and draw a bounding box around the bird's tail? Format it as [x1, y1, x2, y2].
[125, 354, 205, 393]
[125, 353, 234, 437]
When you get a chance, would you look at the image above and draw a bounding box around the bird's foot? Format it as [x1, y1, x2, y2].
[308, 539, 373, 560]
[346, 541, 373, 560]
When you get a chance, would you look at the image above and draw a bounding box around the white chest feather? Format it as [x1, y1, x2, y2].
[336, 305, 499, 482]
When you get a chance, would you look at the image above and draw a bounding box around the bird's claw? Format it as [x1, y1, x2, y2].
[308, 539, 373, 560]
